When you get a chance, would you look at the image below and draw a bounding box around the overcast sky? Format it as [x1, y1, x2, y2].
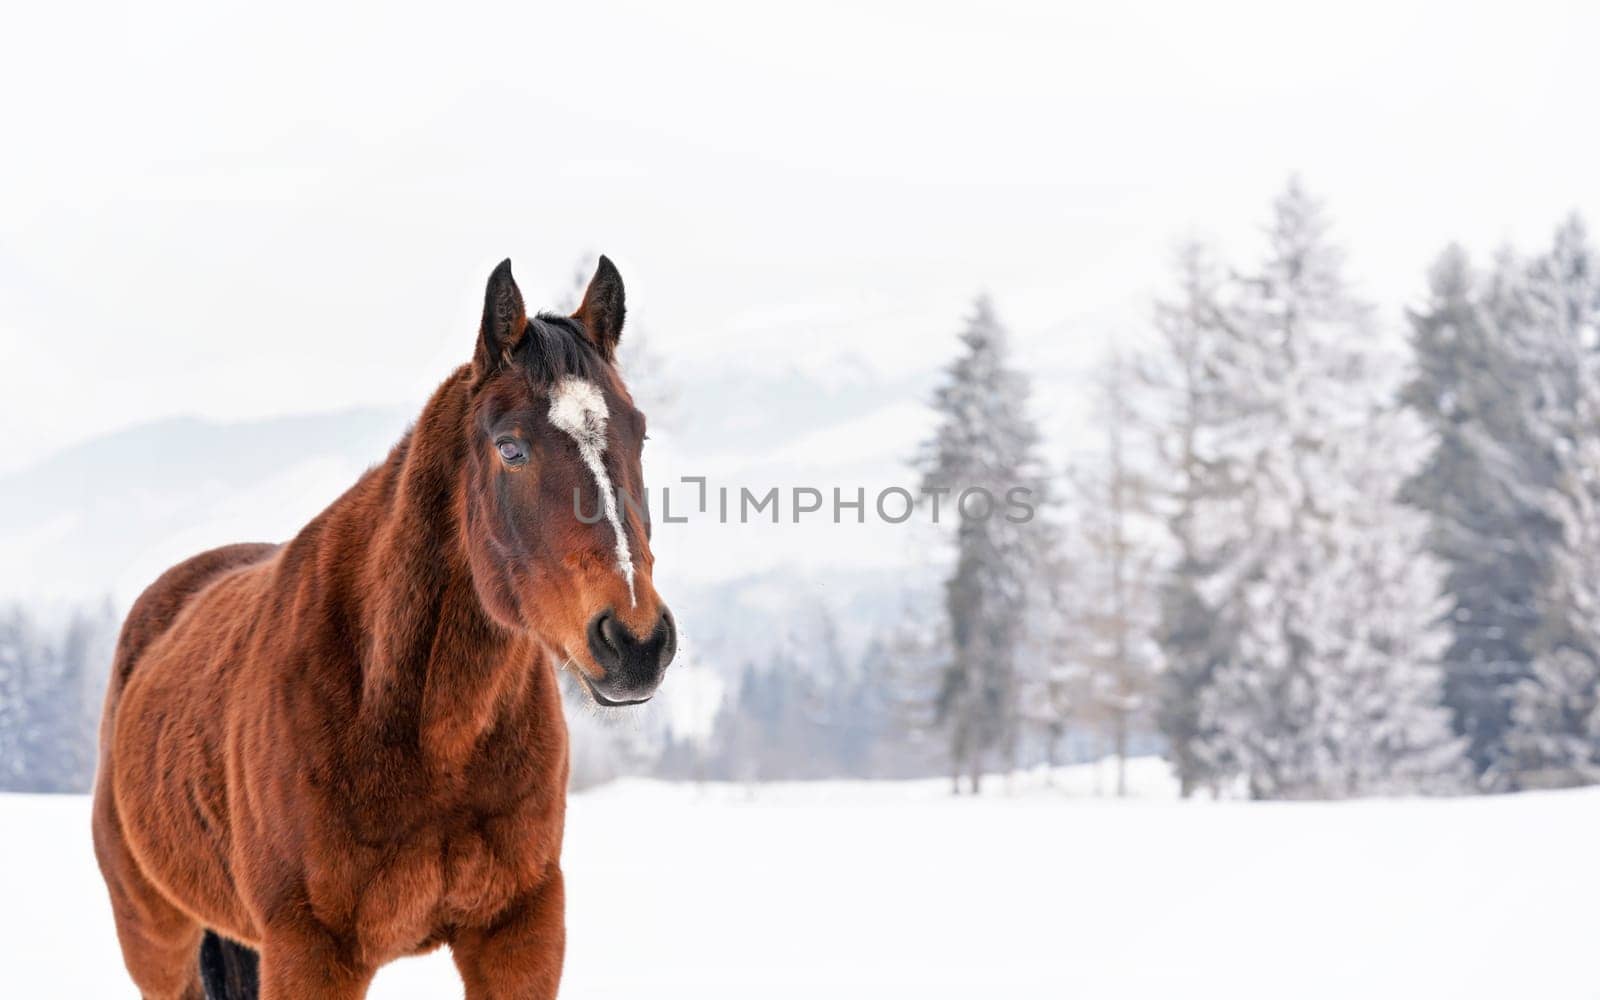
[2, 0, 1596, 472]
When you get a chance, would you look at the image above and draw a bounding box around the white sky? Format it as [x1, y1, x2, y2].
[2, 0, 1597, 472]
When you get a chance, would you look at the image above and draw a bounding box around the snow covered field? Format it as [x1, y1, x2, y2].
[4, 759, 1594, 999]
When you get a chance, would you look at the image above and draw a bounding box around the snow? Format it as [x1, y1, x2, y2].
[3, 759, 1594, 998]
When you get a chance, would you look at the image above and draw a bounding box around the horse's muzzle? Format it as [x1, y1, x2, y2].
[583, 607, 676, 705]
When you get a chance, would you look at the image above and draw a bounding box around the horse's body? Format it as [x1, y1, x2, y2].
[93, 259, 672, 999]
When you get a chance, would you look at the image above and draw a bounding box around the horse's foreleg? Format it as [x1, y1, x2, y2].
[450, 867, 566, 1000]
[256, 922, 374, 1000]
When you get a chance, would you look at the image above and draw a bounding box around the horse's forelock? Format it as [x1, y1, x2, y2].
[513, 314, 606, 389]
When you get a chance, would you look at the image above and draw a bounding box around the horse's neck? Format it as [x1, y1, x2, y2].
[347, 371, 555, 766]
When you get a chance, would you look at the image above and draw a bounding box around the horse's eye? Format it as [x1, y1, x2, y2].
[496, 439, 527, 466]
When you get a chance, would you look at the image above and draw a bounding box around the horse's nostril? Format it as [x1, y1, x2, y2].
[587, 611, 624, 671]
[599, 614, 625, 654]
[657, 608, 678, 669]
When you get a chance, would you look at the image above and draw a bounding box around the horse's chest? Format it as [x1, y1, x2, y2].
[347, 808, 560, 962]
[434, 826, 522, 920]
[311, 713, 567, 961]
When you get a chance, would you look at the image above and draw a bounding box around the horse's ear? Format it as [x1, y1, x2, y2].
[572, 255, 626, 360]
[476, 259, 528, 373]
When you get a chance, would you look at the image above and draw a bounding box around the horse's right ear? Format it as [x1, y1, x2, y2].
[475, 259, 528, 374]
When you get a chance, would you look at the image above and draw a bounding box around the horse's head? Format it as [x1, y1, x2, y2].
[463, 257, 674, 706]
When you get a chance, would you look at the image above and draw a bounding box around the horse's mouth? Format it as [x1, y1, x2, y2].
[579, 672, 653, 707]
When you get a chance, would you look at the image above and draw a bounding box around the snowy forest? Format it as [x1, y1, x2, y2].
[5, 179, 1600, 801]
[909, 178, 1600, 800]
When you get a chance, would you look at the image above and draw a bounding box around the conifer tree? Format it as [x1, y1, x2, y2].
[1400, 244, 1566, 778]
[1143, 243, 1239, 797]
[1189, 181, 1463, 797]
[919, 296, 1047, 793]
[1507, 216, 1600, 786]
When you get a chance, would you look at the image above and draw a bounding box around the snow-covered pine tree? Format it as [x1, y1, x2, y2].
[0, 600, 112, 793]
[1400, 245, 1557, 779]
[38, 603, 110, 791]
[1192, 180, 1464, 798]
[1141, 243, 1240, 797]
[0, 603, 36, 789]
[802, 608, 881, 778]
[1506, 216, 1600, 787]
[872, 596, 955, 777]
[1508, 447, 1600, 786]
[918, 295, 1048, 793]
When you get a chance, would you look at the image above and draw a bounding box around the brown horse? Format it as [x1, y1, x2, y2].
[92, 257, 674, 999]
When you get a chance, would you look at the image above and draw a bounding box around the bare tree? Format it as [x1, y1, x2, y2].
[1062, 351, 1163, 796]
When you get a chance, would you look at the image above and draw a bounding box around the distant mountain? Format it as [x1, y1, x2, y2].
[0, 362, 943, 681]
[0, 408, 412, 605]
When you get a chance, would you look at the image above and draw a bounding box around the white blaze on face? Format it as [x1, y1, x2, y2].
[548, 376, 636, 606]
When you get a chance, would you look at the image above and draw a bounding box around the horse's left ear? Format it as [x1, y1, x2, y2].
[572, 255, 626, 359]
[475, 258, 528, 374]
